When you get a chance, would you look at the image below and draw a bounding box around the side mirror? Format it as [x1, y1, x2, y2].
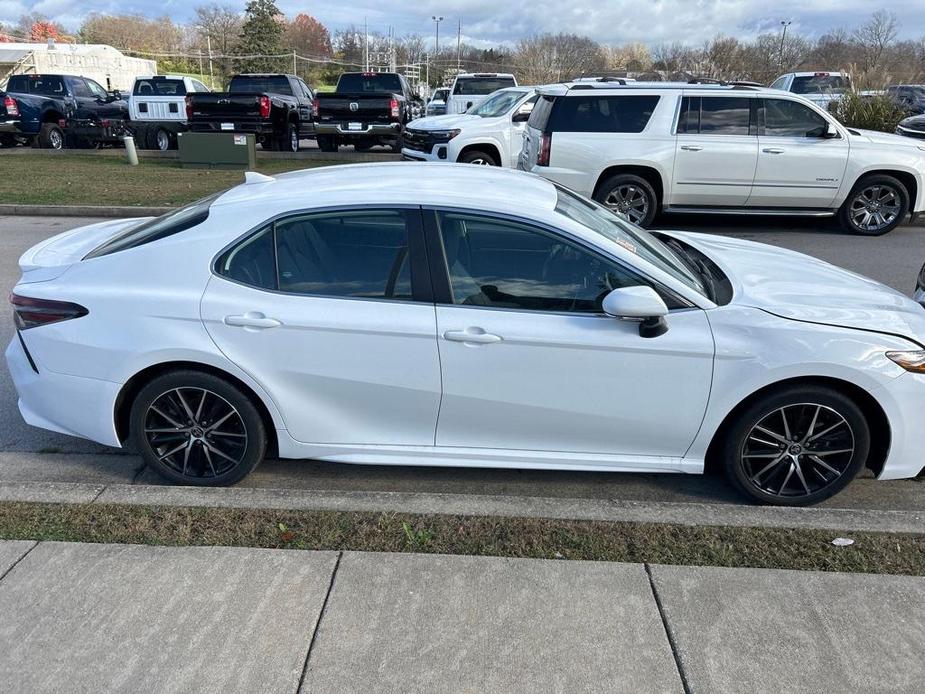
[512, 112, 530, 123]
[602, 286, 669, 338]
[822, 121, 839, 138]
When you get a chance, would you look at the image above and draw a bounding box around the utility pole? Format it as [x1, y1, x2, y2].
[779, 20, 792, 72]
[456, 19, 461, 72]
[206, 35, 214, 88]
[293, 50, 297, 76]
[364, 17, 370, 72]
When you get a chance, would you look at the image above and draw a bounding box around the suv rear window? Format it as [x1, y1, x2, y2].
[791, 75, 848, 95]
[228, 75, 292, 95]
[544, 95, 660, 133]
[453, 77, 516, 95]
[133, 78, 186, 96]
[337, 73, 402, 93]
[7, 75, 65, 96]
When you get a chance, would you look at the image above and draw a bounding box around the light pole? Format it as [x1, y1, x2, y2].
[432, 16, 444, 57]
[779, 20, 792, 72]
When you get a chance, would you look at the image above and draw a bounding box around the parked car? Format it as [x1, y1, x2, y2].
[8, 164, 925, 505]
[0, 73, 129, 149]
[313, 72, 422, 152]
[425, 87, 450, 116]
[128, 75, 211, 151]
[769, 71, 851, 110]
[896, 113, 925, 140]
[187, 73, 314, 152]
[520, 81, 925, 235]
[403, 87, 537, 166]
[445, 73, 518, 114]
[886, 85, 925, 114]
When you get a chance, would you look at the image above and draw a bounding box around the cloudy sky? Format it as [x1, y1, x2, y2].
[3, 0, 923, 47]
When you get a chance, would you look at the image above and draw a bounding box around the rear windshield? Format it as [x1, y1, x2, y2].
[7, 75, 65, 95]
[229, 75, 292, 95]
[544, 95, 660, 133]
[791, 75, 849, 95]
[133, 78, 186, 96]
[527, 95, 556, 130]
[337, 73, 403, 93]
[84, 194, 219, 259]
[430, 88, 449, 102]
[453, 77, 516, 95]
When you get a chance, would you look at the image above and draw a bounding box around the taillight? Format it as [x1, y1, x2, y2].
[10, 293, 88, 330]
[537, 133, 551, 167]
[258, 95, 271, 119]
[311, 98, 319, 118]
[390, 98, 400, 119]
[3, 95, 19, 118]
[185, 95, 193, 121]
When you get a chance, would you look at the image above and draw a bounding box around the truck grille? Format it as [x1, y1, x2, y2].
[403, 128, 436, 153]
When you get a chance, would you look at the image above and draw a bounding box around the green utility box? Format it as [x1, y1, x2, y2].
[178, 132, 257, 169]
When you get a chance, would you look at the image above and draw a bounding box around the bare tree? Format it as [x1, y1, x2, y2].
[853, 10, 898, 72]
[515, 33, 607, 83]
[194, 4, 243, 56]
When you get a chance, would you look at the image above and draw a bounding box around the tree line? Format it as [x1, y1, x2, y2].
[1, 5, 920, 90]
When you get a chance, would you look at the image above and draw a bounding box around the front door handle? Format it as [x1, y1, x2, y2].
[443, 328, 502, 344]
[224, 312, 282, 330]
[762, 147, 785, 154]
[680, 145, 703, 151]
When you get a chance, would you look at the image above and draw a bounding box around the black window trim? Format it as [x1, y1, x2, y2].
[419, 205, 694, 316]
[756, 97, 842, 139]
[211, 204, 435, 305]
[674, 94, 758, 137]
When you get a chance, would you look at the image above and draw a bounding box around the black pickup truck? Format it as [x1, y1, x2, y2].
[313, 72, 423, 152]
[0, 74, 129, 149]
[187, 74, 315, 152]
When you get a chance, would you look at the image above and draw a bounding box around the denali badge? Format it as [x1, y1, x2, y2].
[349, 102, 359, 112]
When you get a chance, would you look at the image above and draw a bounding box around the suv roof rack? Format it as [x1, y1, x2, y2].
[687, 77, 765, 89]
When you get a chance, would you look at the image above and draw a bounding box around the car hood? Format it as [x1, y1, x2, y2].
[666, 231, 925, 346]
[407, 114, 481, 130]
[849, 127, 923, 147]
[899, 114, 925, 130]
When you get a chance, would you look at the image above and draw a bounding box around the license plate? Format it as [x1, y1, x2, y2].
[220, 122, 234, 131]
[347, 122, 363, 131]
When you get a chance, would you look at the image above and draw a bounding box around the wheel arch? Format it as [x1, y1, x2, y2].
[847, 169, 918, 211]
[457, 141, 502, 164]
[703, 375, 890, 478]
[593, 165, 666, 209]
[114, 360, 280, 458]
[40, 109, 65, 125]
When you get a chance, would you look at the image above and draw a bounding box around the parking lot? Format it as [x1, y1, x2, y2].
[3, 212, 923, 512]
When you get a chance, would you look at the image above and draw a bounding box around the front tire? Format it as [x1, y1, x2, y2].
[130, 370, 267, 486]
[458, 149, 498, 166]
[36, 123, 65, 150]
[153, 127, 172, 151]
[316, 135, 338, 152]
[838, 174, 909, 236]
[593, 173, 658, 227]
[721, 385, 869, 506]
[280, 123, 299, 153]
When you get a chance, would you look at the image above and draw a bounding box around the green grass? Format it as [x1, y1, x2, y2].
[1, 502, 923, 575]
[0, 154, 332, 207]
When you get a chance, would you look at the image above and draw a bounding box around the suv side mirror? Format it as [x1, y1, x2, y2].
[822, 121, 839, 138]
[512, 111, 530, 123]
[602, 286, 669, 338]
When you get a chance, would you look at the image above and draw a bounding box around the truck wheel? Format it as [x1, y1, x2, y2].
[37, 123, 65, 150]
[0, 135, 16, 148]
[593, 173, 658, 227]
[316, 135, 338, 152]
[838, 174, 909, 236]
[279, 123, 299, 153]
[459, 150, 498, 166]
[153, 128, 172, 151]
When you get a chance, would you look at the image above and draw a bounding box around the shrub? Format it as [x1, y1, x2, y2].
[828, 90, 910, 133]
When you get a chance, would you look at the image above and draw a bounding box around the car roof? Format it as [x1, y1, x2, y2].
[537, 81, 773, 96]
[214, 163, 559, 214]
[454, 73, 516, 79]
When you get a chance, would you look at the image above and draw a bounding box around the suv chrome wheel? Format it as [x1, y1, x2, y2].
[849, 184, 901, 232]
[604, 184, 650, 225]
[143, 387, 248, 479]
[741, 403, 855, 499]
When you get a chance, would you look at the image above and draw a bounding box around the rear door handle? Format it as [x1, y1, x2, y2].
[224, 312, 282, 330]
[762, 147, 785, 154]
[680, 145, 703, 151]
[443, 329, 502, 344]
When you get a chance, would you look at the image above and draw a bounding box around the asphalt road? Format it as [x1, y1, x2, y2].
[1, 213, 924, 510]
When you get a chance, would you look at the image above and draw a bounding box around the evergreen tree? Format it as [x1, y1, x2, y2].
[236, 0, 284, 73]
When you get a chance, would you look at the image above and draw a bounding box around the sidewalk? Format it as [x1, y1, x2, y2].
[0, 540, 922, 693]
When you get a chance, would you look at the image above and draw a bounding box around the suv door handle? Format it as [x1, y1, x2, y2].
[224, 312, 282, 330]
[444, 329, 502, 344]
[680, 145, 703, 151]
[762, 147, 785, 154]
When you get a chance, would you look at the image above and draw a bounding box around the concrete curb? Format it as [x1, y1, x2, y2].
[0, 204, 170, 218]
[1, 481, 922, 534]
[0, 147, 400, 162]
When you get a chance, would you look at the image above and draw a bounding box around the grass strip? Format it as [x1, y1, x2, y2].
[0, 154, 334, 207]
[0, 501, 922, 575]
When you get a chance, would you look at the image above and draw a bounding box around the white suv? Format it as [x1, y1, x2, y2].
[520, 81, 925, 235]
[402, 87, 537, 167]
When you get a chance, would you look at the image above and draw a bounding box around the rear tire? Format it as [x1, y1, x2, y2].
[838, 174, 909, 236]
[280, 123, 299, 153]
[0, 134, 17, 148]
[153, 127, 172, 151]
[37, 123, 65, 150]
[316, 135, 338, 152]
[593, 173, 658, 227]
[130, 370, 267, 487]
[721, 385, 869, 506]
[458, 149, 498, 166]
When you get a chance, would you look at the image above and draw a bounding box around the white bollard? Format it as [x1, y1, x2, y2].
[123, 135, 139, 166]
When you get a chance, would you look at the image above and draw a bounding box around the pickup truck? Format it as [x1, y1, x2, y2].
[128, 75, 211, 151]
[0, 73, 130, 149]
[187, 73, 315, 152]
[313, 72, 422, 152]
[769, 71, 851, 110]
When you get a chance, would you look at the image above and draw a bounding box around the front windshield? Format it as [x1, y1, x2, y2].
[468, 90, 525, 117]
[553, 187, 708, 297]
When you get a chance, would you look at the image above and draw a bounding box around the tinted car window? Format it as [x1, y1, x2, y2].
[453, 77, 517, 95]
[547, 95, 659, 133]
[7, 75, 65, 95]
[133, 79, 187, 96]
[698, 97, 751, 135]
[763, 99, 827, 137]
[676, 96, 700, 134]
[791, 75, 848, 95]
[438, 211, 640, 313]
[218, 226, 276, 290]
[228, 75, 292, 95]
[337, 73, 402, 93]
[528, 95, 556, 131]
[69, 78, 93, 99]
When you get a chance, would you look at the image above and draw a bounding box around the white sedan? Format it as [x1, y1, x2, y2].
[7, 164, 925, 505]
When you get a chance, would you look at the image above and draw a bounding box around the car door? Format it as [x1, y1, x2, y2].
[427, 209, 714, 461]
[671, 95, 758, 207]
[66, 77, 97, 126]
[201, 207, 442, 446]
[749, 97, 849, 208]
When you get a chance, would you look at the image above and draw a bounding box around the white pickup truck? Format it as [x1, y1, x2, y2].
[445, 73, 518, 115]
[128, 75, 211, 150]
[769, 71, 851, 110]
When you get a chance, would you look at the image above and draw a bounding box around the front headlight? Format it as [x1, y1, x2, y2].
[430, 129, 461, 142]
[886, 351, 925, 373]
